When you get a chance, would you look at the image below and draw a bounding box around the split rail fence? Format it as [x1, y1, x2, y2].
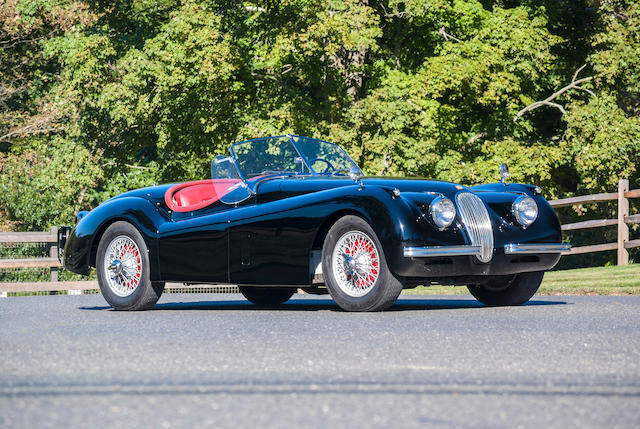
[548, 179, 640, 265]
[0, 227, 96, 295]
[1, 179, 638, 295]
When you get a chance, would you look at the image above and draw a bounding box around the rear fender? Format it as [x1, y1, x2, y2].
[63, 197, 165, 279]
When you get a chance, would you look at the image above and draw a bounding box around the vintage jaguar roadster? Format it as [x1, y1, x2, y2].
[60, 135, 569, 311]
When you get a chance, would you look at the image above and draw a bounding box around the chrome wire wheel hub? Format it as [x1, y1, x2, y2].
[104, 235, 142, 297]
[332, 231, 380, 297]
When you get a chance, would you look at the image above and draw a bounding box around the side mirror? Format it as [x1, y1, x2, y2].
[499, 163, 510, 184]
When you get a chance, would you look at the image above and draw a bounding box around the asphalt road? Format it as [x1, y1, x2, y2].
[1, 293, 639, 429]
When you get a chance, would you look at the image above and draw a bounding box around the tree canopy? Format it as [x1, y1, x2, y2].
[1, 1, 639, 246]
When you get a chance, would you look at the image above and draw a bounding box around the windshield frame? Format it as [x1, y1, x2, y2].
[228, 134, 362, 185]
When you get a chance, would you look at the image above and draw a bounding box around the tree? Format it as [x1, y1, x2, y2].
[0, 0, 638, 250]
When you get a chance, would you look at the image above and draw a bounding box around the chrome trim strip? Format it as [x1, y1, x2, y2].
[504, 243, 571, 254]
[403, 245, 481, 258]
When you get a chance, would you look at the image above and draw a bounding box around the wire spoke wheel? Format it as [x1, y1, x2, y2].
[322, 216, 403, 311]
[331, 230, 380, 297]
[103, 235, 143, 297]
[97, 222, 163, 311]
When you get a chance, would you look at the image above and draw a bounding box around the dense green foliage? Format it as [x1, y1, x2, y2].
[1, 0, 639, 264]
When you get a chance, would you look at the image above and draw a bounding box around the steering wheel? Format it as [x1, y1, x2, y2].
[308, 158, 336, 174]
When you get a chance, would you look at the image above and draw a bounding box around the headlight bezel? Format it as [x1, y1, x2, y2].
[512, 195, 538, 228]
[429, 196, 456, 230]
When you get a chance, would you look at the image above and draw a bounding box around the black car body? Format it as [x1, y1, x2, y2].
[61, 135, 568, 311]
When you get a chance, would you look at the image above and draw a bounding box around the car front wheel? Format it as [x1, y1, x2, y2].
[96, 221, 164, 310]
[466, 271, 544, 306]
[322, 215, 403, 311]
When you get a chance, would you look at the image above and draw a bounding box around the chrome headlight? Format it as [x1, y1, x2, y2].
[512, 195, 538, 228]
[429, 196, 456, 229]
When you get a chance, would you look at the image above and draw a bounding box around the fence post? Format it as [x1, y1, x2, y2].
[618, 179, 629, 265]
[49, 226, 59, 282]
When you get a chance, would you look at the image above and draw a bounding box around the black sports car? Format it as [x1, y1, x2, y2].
[60, 135, 569, 311]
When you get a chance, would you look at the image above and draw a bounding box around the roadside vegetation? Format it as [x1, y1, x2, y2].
[402, 264, 640, 295]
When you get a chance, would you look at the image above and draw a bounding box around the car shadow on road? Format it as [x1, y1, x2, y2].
[79, 297, 568, 312]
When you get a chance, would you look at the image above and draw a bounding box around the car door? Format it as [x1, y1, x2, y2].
[157, 178, 259, 283]
[227, 182, 319, 286]
[157, 206, 231, 283]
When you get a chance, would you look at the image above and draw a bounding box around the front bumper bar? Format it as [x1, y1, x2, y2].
[403, 243, 570, 258]
[504, 243, 571, 254]
[403, 245, 481, 257]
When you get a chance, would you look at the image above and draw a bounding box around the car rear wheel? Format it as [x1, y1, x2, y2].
[322, 215, 403, 311]
[239, 286, 296, 305]
[466, 271, 544, 306]
[96, 221, 164, 310]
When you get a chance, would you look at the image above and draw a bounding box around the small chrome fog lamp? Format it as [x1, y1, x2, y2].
[429, 196, 456, 229]
[512, 195, 538, 228]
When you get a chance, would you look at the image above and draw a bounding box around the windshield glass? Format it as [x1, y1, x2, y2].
[211, 155, 238, 179]
[228, 135, 361, 180]
[230, 136, 307, 179]
[210, 155, 251, 204]
[291, 136, 359, 175]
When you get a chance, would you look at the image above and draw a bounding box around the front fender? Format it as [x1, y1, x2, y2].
[63, 197, 166, 279]
[302, 186, 459, 277]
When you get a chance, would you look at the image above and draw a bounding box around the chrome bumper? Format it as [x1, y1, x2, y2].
[403, 245, 481, 257]
[504, 243, 571, 254]
[403, 243, 570, 258]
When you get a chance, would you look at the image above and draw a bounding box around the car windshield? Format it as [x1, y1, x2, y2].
[223, 135, 361, 181]
[209, 135, 362, 204]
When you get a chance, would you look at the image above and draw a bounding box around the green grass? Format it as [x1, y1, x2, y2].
[402, 264, 640, 296]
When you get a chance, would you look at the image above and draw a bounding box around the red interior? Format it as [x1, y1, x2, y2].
[164, 179, 241, 212]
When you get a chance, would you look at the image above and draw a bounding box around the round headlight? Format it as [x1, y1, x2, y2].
[512, 195, 538, 228]
[429, 196, 456, 229]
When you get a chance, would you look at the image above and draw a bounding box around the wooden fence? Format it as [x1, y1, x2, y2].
[549, 179, 640, 265]
[0, 179, 638, 294]
[0, 227, 96, 295]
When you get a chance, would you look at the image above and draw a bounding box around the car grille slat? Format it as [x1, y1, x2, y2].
[456, 192, 494, 263]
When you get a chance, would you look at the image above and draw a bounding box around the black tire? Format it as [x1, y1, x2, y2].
[96, 221, 164, 310]
[322, 215, 404, 311]
[239, 286, 296, 305]
[467, 271, 544, 306]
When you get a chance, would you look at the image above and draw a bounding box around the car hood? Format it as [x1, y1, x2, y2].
[268, 175, 468, 200]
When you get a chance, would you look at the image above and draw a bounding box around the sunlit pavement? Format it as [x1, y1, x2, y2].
[1, 294, 639, 428]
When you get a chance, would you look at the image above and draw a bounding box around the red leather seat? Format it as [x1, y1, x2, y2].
[164, 179, 241, 212]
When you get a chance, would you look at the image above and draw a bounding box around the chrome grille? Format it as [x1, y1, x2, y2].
[456, 192, 494, 263]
